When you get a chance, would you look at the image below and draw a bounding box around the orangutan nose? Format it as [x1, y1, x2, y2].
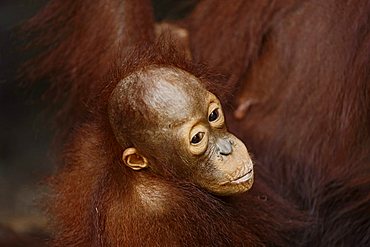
[217, 138, 233, 156]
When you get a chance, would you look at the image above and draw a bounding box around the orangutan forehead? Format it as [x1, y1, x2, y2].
[138, 67, 209, 122]
[144, 77, 190, 117]
[109, 66, 214, 132]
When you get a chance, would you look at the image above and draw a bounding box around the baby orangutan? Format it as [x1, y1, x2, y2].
[109, 66, 254, 195]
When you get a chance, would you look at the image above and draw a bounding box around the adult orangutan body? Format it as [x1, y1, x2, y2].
[23, 0, 369, 246]
[188, 1, 370, 245]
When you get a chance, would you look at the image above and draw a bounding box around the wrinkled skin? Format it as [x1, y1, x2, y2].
[109, 67, 253, 195]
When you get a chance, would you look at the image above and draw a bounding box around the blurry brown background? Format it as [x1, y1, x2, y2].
[0, 0, 51, 236]
[0, 0, 197, 243]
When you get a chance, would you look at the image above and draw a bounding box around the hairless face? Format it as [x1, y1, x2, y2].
[109, 67, 253, 195]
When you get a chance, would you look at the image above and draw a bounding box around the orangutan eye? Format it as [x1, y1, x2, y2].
[208, 108, 219, 122]
[191, 132, 205, 145]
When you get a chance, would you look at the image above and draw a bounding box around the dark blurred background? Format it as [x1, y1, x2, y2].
[0, 0, 51, 238]
[0, 0, 197, 244]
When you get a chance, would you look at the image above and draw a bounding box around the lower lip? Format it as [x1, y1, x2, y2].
[231, 170, 253, 184]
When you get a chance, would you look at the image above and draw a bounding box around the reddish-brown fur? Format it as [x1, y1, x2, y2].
[45, 41, 306, 246]
[188, 0, 370, 245]
[22, 0, 155, 135]
[23, 0, 369, 246]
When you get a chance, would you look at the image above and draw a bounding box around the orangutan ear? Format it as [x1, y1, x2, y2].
[122, 148, 148, 170]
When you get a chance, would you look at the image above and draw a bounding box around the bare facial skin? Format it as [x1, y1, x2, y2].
[109, 67, 253, 196]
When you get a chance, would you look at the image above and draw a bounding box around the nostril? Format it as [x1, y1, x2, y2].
[218, 139, 233, 156]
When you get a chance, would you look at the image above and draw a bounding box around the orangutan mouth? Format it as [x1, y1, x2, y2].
[231, 169, 253, 184]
